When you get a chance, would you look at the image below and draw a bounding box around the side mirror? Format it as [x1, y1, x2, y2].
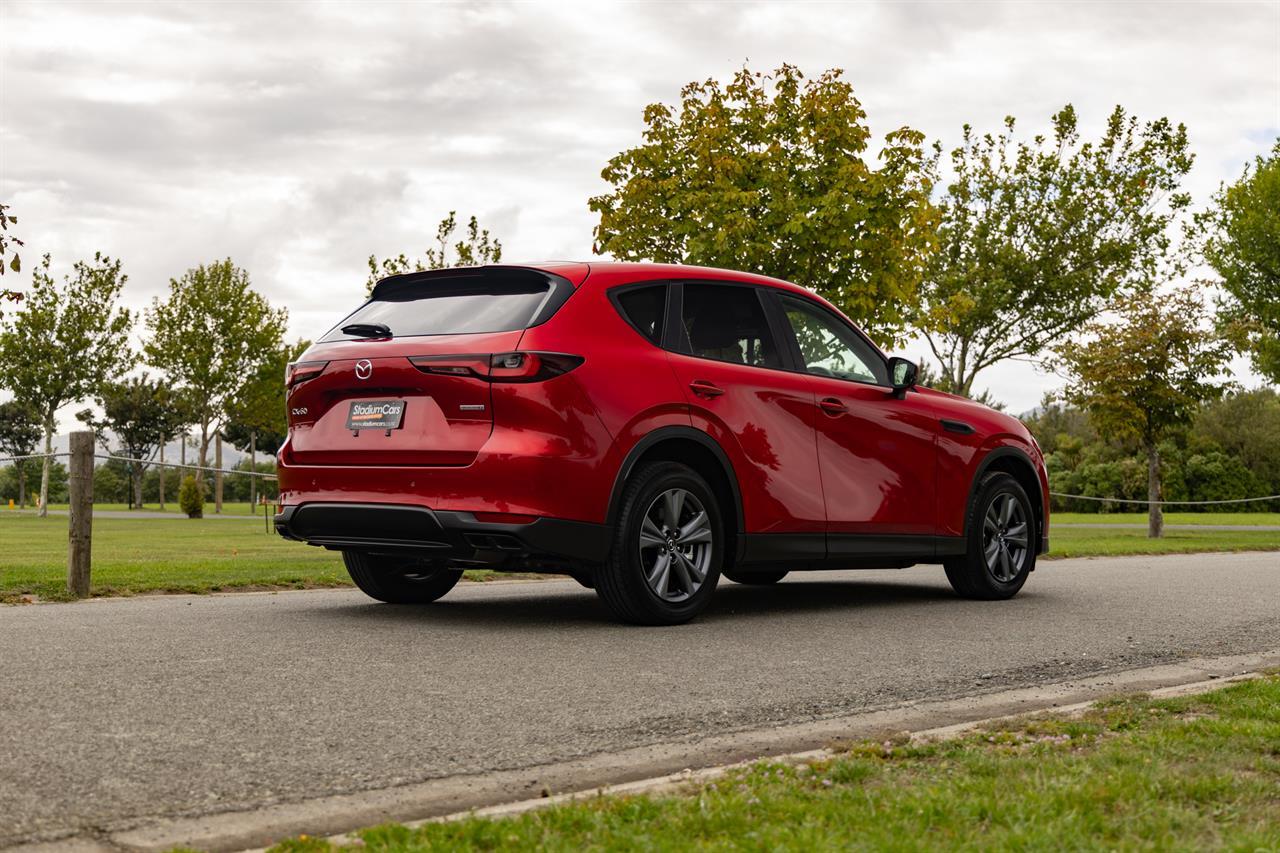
[888, 357, 917, 399]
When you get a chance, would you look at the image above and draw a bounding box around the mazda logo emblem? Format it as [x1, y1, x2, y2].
[354, 359, 373, 380]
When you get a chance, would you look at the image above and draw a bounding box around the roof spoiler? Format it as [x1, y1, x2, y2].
[369, 265, 570, 302]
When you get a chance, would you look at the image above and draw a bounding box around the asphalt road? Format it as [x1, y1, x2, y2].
[3, 551, 1280, 848]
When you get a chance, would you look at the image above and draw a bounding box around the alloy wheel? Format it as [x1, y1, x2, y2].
[638, 488, 714, 602]
[983, 493, 1029, 582]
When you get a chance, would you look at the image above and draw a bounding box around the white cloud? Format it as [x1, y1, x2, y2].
[1, 0, 1277, 424]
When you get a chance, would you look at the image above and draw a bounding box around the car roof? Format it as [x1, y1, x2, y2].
[371, 260, 844, 322]
[375, 261, 818, 297]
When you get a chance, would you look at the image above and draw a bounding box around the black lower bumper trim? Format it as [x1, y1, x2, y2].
[275, 503, 610, 567]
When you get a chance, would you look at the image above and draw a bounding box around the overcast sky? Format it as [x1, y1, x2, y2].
[2, 0, 1278, 425]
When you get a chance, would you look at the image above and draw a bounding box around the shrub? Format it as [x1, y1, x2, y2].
[178, 475, 204, 518]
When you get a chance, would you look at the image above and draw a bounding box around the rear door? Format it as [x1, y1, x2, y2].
[666, 282, 825, 536]
[771, 292, 938, 538]
[285, 268, 570, 467]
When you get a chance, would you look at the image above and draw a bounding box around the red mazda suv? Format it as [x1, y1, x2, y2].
[276, 263, 1049, 624]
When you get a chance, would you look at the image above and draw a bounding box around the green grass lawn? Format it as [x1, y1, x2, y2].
[0, 513, 348, 600]
[270, 676, 1280, 851]
[1, 510, 1275, 602]
[1047, 525, 1280, 558]
[32, 501, 266, 516]
[1053, 511, 1280, 526]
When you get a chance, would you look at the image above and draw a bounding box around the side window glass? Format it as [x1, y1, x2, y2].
[681, 284, 781, 369]
[614, 285, 666, 344]
[779, 295, 888, 385]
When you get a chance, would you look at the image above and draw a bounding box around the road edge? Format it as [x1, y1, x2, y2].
[11, 647, 1276, 853]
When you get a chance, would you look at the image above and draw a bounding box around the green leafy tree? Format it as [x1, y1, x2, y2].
[0, 201, 23, 315]
[1192, 388, 1280, 495]
[1057, 286, 1235, 537]
[0, 399, 41, 506]
[0, 253, 134, 516]
[76, 373, 191, 509]
[918, 106, 1194, 395]
[143, 259, 286, 488]
[590, 64, 939, 347]
[1199, 141, 1280, 382]
[366, 212, 502, 294]
[223, 339, 308, 456]
[223, 339, 307, 504]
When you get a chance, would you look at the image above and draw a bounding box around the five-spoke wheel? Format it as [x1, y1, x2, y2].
[982, 492, 1030, 582]
[595, 462, 723, 625]
[945, 472, 1036, 600]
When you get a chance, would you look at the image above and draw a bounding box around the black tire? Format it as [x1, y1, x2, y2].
[343, 551, 463, 604]
[944, 472, 1036, 600]
[595, 461, 723, 625]
[723, 569, 788, 585]
[568, 569, 595, 589]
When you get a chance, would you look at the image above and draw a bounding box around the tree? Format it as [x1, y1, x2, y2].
[917, 106, 1194, 396]
[366, 212, 502, 293]
[1192, 388, 1280, 496]
[1057, 286, 1236, 537]
[0, 399, 41, 506]
[0, 201, 23, 316]
[590, 64, 939, 347]
[1199, 141, 1280, 383]
[143, 259, 286, 489]
[0, 253, 134, 516]
[76, 373, 191, 509]
[223, 339, 307, 504]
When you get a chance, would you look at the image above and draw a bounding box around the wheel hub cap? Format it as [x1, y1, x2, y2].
[982, 493, 1029, 583]
[638, 488, 713, 602]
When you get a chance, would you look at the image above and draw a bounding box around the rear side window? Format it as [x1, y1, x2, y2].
[680, 284, 781, 369]
[321, 269, 569, 341]
[613, 285, 666, 344]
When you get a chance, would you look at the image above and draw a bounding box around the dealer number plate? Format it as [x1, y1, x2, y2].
[346, 400, 406, 431]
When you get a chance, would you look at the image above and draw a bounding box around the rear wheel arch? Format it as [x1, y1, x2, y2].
[967, 446, 1045, 547]
[607, 427, 743, 563]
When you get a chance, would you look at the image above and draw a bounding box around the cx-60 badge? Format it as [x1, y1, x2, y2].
[354, 359, 373, 380]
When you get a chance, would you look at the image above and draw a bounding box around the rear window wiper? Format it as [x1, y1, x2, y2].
[340, 322, 392, 338]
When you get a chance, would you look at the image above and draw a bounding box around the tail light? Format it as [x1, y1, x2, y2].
[410, 352, 583, 383]
[286, 360, 328, 388]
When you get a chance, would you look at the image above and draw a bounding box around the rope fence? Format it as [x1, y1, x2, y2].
[5, 453, 1278, 503]
[1049, 492, 1280, 506]
[1, 432, 1276, 599]
[0, 451, 278, 480]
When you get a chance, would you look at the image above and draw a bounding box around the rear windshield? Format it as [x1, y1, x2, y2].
[321, 270, 570, 341]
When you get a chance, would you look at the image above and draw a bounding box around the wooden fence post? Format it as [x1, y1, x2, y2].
[67, 431, 94, 598]
[215, 433, 223, 514]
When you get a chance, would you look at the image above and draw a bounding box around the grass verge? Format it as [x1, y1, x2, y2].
[2, 512, 1275, 602]
[0, 515, 527, 601]
[1046, 525, 1280, 558]
[269, 676, 1280, 851]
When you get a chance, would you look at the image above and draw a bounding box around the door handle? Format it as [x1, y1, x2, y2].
[689, 380, 725, 398]
[819, 397, 847, 416]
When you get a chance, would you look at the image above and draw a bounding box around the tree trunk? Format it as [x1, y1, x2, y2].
[1147, 443, 1163, 539]
[197, 422, 209, 473]
[38, 424, 52, 518]
[158, 442, 165, 510]
[133, 462, 144, 511]
[17, 462, 27, 507]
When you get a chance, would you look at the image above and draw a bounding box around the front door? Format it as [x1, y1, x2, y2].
[773, 292, 938, 538]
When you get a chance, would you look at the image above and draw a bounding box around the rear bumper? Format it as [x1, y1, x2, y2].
[275, 502, 610, 568]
